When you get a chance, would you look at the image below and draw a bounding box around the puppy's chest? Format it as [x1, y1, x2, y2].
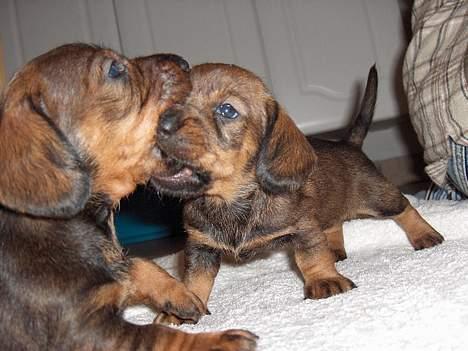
[185, 195, 297, 256]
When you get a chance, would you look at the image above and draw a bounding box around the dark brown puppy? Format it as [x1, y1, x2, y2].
[151, 63, 445, 323]
[0, 45, 257, 350]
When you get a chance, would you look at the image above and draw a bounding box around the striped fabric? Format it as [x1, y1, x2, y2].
[448, 136, 468, 195]
[426, 136, 468, 200]
[403, 0, 468, 190]
[425, 183, 464, 200]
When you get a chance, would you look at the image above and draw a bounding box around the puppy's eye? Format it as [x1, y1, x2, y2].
[108, 60, 126, 79]
[215, 103, 239, 119]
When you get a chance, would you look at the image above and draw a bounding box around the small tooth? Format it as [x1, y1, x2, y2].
[173, 167, 193, 179]
[181, 167, 193, 176]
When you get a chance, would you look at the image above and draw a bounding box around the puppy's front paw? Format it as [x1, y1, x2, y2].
[192, 329, 258, 351]
[304, 275, 356, 299]
[411, 230, 445, 250]
[154, 280, 206, 323]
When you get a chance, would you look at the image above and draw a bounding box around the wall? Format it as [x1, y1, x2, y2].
[0, 0, 423, 166]
[362, 0, 422, 165]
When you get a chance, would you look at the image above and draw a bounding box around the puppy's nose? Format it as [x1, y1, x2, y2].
[157, 54, 190, 72]
[158, 109, 181, 138]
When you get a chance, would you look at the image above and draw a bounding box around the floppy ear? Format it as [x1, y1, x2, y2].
[256, 101, 317, 194]
[0, 94, 91, 218]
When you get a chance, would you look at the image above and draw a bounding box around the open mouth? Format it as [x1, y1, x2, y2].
[150, 152, 210, 198]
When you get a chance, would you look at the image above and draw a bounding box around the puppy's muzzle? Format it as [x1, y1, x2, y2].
[158, 108, 182, 139]
[152, 109, 210, 197]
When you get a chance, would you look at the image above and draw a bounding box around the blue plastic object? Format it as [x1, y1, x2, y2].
[114, 188, 181, 246]
[115, 211, 170, 246]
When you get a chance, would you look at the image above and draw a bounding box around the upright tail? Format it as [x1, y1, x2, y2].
[343, 65, 378, 148]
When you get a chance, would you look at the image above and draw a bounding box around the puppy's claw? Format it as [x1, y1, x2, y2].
[332, 249, 348, 262]
[304, 275, 356, 300]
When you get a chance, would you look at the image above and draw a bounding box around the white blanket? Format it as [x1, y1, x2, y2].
[124, 196, 468, 350]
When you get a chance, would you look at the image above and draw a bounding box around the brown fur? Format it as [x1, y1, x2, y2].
[151, 63, 445, 325]
[0, 45, 257, 350]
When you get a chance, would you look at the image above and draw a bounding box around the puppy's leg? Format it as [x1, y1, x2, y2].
[157, 241, 221, 325]
[294, 234, 356, 299]
[86, 283, 257, 351]
[90, 258, 205, 322]
[184, 241, 221, 304]
[324, 225, 347, 261]
[362, 181, 444, 250]
[86, 259, 256, 350]
[393, 204, 444, 250]
[127, 258, 209, 321]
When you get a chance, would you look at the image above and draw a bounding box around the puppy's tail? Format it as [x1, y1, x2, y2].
[343, 65, 378, 148]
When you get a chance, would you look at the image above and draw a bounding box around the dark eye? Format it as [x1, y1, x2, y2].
[108, 60, 126, 79]
[215, 103, 239, 119]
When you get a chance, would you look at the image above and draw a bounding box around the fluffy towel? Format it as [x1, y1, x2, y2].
[124, 196, 468, 350]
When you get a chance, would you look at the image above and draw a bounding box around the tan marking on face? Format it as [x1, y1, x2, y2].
[198, 131, 259, 202]
[78, 104, 161, 201]
[199, 152, 234, 178]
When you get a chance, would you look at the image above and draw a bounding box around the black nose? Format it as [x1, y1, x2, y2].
[157, 54, 190, 72]
[158, 109, 181, 138]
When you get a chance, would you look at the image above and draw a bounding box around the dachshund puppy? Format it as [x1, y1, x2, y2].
[151, 63, 445, 323]
[0, 45, 257, 350]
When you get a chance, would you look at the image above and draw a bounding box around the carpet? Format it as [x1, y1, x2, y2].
[124, 196, 468, 350]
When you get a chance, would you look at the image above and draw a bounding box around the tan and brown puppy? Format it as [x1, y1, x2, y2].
[0, 45, 257, 350]
[151, 63, 445, 323]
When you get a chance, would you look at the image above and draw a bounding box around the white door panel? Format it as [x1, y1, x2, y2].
[255, 0, 406, 133]
[114, 0, 269, 81]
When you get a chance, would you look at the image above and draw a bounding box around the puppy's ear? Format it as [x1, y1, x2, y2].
[0, 94, 91, 218]
[256, 100, 317, 194]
